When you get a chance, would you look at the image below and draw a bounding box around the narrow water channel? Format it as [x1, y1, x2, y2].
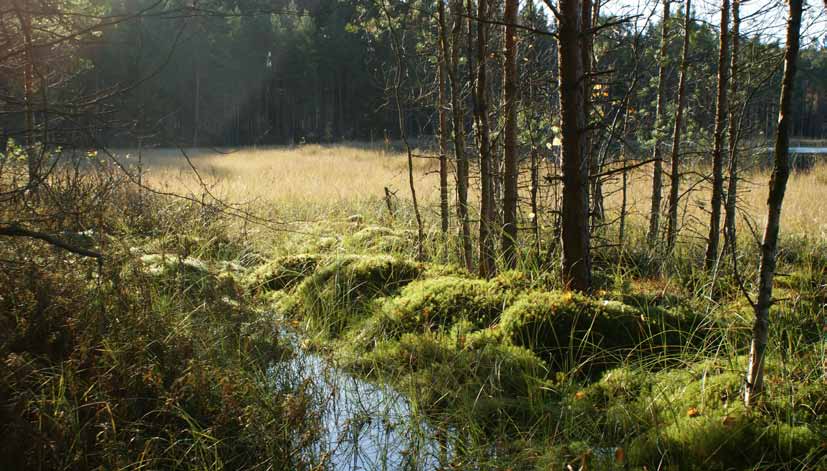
[270, 329, 451, 470]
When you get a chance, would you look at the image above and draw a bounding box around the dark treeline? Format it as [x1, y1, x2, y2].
[1, 0, 825, 149]
[2, 0, 827, 467]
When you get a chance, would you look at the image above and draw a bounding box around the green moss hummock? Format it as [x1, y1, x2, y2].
[290, 254, 421, 336]
[245, 253, 321, 293]
[499, 291, 697, 373]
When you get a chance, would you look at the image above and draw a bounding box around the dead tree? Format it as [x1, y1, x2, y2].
[666, 0, 692, 252]
[475, 0, 497, 278]
[580, 0, 595, 226]
[704, 0, 730, 270]
[379, 0, 425, 260]
[723, 0, 741, 257]
[647, 0, 671, 247]
[550, 0, 592, 291]
[501, 0, 519, 268]
[744, 0, 803, 406]
[442, 0, 472, 271]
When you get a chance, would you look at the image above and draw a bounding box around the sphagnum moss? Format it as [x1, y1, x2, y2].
[288, 254, 422, 337]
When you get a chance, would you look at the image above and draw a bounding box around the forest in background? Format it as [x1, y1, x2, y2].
[3, 0, 827, 469]
[1, 0, 827, 149]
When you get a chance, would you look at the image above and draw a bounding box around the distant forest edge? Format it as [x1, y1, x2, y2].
[1, 0, 826, 149]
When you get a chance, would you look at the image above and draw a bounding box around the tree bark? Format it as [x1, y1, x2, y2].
[557, 0, 592, 291]
[13, 0, 37, 184]
[647, 0, 671, 247]
[475, 0, 496, 278]
[744, 0, 802, 407]
[704, 0, 730, 270]
[437, 0, 451, 237]
[723, 0, 741, 257]
[450, 0, 473, 271]
[587, 0, 604, 225]
[380, 0, 424, 260]
[666, 0, 692, 252]
[502, 0, 519, 269]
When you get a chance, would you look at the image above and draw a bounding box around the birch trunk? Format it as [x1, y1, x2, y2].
[647, 0, 671, 247]
[744, 0, 802, 407]
[666, 0, 692, 252]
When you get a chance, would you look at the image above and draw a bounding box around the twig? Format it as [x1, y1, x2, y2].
[0, 224, 102, 259]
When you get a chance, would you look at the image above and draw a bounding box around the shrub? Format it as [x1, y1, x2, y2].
[0, 244, 317, 470]
[142, 231, 246, 261]
[137, 253, 242, 302]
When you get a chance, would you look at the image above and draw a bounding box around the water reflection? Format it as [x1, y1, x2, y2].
[270, 330, 450, 470]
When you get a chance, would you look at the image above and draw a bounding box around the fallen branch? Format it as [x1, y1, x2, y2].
[0, 224, 102, 259]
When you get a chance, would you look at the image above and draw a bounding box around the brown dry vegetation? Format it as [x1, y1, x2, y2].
[129, 144, 827, 244]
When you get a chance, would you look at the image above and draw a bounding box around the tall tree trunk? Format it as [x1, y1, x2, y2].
[530, 145, 540, 258]
[557, 0, 592, 291]
[476, 0, 496, 278]
[380, 0, 424, 260]
[588, 0, 604, 224]
[449, 0, 473, 271]
[647, 0, 671, 247]
[618, 90, 636, 248]
[13, 0, 37, 184]
[580, 0, 595, 227]
[744, 0, 802, 406]
[704, 0, 730, 270]
[723, 0, 741, 256]
[437, 0, 451, 237]
[502, 0, 519, 268]
[666, 0, 692, 252]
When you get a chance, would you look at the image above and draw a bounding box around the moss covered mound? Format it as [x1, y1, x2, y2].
[136, 254, 242, 302]
[142, 232, 244, 260]
[564, 358, 827, 469]
[347, 225, 417, 253]
[291, 254, 421, 336]
[628, 410, 822, 469]
[381, 276, 510, 334]
[499, 292, 696, 372]
[246, 254, 321, 293]
[346, 331, 549, 424]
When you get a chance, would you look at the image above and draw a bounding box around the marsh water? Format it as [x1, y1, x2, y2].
[270, 329, 451, 470]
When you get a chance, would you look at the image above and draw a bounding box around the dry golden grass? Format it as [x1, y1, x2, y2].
[123, 144, 827, 242]
[120, 144, 440, 220]
[603, 160, 827, 242]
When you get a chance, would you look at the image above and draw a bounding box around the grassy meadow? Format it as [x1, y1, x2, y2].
[130, 144, 827, 247]
[3, 143, 827, 470]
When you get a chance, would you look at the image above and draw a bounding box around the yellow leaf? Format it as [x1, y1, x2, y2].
[687, 407, 701, 417]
